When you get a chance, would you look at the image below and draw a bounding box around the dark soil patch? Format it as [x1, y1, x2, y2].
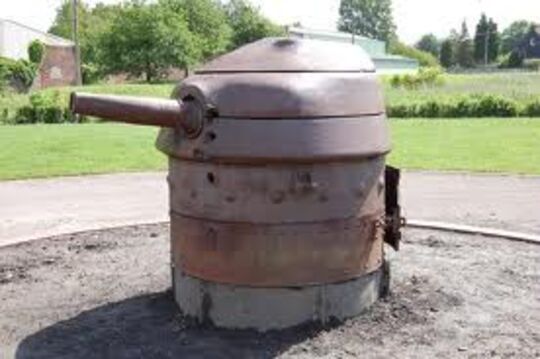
[0, 225, 538, 358]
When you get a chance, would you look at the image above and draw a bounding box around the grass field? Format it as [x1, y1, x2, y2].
[1, 118, 539, 180]
[382, 72, 540, 106]
[388, 118, 540, 174]
[0, 124, 165, 180]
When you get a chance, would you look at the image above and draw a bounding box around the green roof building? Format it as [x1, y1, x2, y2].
[288, 27, 419, 74]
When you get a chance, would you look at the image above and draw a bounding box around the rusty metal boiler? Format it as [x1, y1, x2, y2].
[70, 37, 402, 331]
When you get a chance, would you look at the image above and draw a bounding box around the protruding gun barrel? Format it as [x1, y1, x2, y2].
[70, 92, 204, 136]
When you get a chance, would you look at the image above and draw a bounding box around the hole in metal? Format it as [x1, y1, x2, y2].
[205, 131, 217, 142]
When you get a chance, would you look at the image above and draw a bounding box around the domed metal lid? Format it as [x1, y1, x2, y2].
[197, 37, 376, 74]
[174, 37, 384, 119]
[159, 38, 389, 162]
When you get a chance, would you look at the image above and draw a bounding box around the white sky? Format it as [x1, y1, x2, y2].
[1, 0, 539, 44]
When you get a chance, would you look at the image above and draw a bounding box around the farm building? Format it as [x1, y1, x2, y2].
[288, 27, 419, 73]
[0, 19, 77, 88]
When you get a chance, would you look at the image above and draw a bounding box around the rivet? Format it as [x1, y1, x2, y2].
[204, 131, 217, 143]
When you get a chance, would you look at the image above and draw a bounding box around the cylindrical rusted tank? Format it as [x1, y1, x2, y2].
[71, 37, 402, 331]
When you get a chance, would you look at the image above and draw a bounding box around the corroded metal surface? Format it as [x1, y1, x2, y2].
[168, 158, 386, 286]
[168, 159, 385, 223]
[157, 115, 390, 163]
[171, 213, 384, 287]
[70, 37, 401, 302]
[177, 73, 385, 118]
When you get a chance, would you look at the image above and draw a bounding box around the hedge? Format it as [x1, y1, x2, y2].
[387, 94, 539, 118]
[0, 57, 37, 92]
[6, 91, 84, 125]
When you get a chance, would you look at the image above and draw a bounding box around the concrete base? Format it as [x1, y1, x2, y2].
[172, 264, 388, 332]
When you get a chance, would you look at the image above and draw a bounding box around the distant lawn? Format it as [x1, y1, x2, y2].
[388, 118, 540, 174]
[382, 72, 540, 106]
[0, 123, 165, 180]
[0, 118, 539, 180]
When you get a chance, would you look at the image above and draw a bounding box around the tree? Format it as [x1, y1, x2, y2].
[474, 14, 489, 63]
[49, 0, 91, 40]
[501, 20, 532, 54]
[487, 19, 500, 63]
[28, 40, 45, 64]
[440, 39, 455, 68]
[474, 14, 500, 64]
[415, 34, 440, 57]
[49, 0, 118, 81]
[456, 21, 474, 68]
[98, 1, 200, 82]
[225, 0, 285, 49]
[338, 0, 396, 42]
[158, 0, 232, 58]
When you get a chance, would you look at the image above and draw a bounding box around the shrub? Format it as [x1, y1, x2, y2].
[476, 95, 518, 117]
[0, 57, 37, 92]
[416, 101, 441, 118]
[387, 95, 520, 118]
[28, 40, 45, 64]
[387, 104, 414, 118]
[10, 60, 37, 89]
[524, 59, 540, 72]
[401, 74, 420, 89]
[82, 63, 102, 84]
[14, 90, 79, 124]
[499, 50, 524, 68]
[0, 64, 8, 92]
[390, 67, 444, 89]
[389, 75, 402, 88]
[389, 41, 440, 68]
[418, 67, 445, 86]
[524, 101, 540, 117]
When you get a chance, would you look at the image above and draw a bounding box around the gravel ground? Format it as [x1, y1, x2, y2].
[1, 224, 539, 359]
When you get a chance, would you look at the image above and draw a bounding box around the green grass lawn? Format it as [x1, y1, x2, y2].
[0, 123, 166, 180]
[0, 118, 539, 180]
[388, 118, 540, 174]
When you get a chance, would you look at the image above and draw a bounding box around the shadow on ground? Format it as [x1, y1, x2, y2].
[15, 291, 321, 359]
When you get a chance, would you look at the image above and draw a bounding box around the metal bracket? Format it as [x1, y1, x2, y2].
[384, 166, 403, 251]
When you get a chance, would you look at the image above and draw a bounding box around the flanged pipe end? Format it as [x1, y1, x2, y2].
[180, 99, 205, 139]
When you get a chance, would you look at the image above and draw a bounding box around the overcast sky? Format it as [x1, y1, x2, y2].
[1, 0, 539, 44]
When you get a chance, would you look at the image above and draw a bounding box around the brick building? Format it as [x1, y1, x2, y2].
[0, 19, 77, 88]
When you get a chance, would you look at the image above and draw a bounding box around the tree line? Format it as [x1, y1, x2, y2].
[51, 0, 537, 83]
[417, 18, 537, 69]
[338, 0, 536, 69]
[48, 0, 284, 83]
